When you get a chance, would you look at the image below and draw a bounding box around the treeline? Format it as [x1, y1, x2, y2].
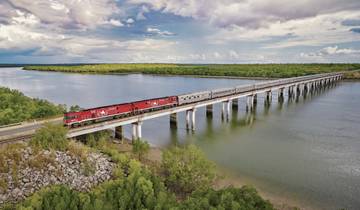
[0, 87, 65, 126]
[1, 126, 274, 210]
[24, 63, 360, 78]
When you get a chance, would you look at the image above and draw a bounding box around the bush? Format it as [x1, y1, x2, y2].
[30, 123, 68, 151]
[181, 186, 274, 210]
[162, 145, 217, 194]
[132, 139, 150, 161]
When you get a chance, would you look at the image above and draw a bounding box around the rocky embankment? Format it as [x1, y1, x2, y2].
[0, 147, 114, 204]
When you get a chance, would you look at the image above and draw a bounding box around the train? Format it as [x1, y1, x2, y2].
[64, 73, 340, 127]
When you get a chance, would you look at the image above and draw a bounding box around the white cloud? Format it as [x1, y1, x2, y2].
[107, 19, 124, 27]
[301, 46, 360, 58]
[126, 18, 135, 24]
[209, 10, 360, 48]
[127, 0, 360, 29]
[0, 0, 120, 30]
[147, 27, 175, 36]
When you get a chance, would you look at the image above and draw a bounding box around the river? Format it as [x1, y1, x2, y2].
[1, 67, 359, 209]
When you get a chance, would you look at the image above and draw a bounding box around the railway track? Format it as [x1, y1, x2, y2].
[0, 134, 34, 145]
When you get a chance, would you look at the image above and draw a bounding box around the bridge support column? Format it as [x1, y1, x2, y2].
[253, 94, 258, 106]
[132, 123, 137, 141]
[232, 99, 238, 110]
[186, 110, 191, 130]
[115, 126, 124, 140]
[226, 101, 231, 120]
[206, 105, 213, 118]
[296, 84, 301, 96]
[265, 91, 272, 105]
[191, 109, 196, 130]
[132, 122, 143, 141]
[288, 86, 292, 98]
[137, 122, 142, 139]
[221, 102, 226, 120]
[170, 113, 177, 128]
[278, 88, 284, 102]
[246, 96, 253, 112]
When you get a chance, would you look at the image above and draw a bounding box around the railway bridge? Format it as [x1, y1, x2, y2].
[0, 72, 343, 143]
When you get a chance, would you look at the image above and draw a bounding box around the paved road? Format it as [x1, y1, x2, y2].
[0, 118, 63, 139]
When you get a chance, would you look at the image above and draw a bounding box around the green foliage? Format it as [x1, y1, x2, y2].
[30, 123, 68, 151]
[69, 105, 82, 112]
[180, 186, 274, 210]
[0, 87, 65, 126]
[24, 63, 360, 79]
[19, 185, 81, 210]
[162, 145, 217, 194]
[132, 139, 150, 160]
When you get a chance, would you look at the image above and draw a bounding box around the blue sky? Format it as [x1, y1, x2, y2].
[0, 0, 359, 64]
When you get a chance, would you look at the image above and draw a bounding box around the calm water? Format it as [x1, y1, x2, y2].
[1, 67, 360, 210]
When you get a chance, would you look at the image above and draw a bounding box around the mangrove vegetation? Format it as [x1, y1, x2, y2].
[24, 63, 360, 78]
[0, 87, 65, 126]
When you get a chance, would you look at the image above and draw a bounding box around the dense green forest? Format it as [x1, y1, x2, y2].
[1, 127, 274, 210]
[24, 63, 360, 78]
[0, 87, 65, 126]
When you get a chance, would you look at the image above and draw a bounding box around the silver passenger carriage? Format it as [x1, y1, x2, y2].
[178, 91, 212, 105]
[211, 87, 236, 98]
[235, 84, 255, 94]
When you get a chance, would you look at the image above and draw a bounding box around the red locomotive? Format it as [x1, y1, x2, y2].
[64, 96, 178, 127]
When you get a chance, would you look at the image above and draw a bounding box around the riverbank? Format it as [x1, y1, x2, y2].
[23, 63, 360, 79]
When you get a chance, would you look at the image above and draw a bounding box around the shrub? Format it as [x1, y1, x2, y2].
[132, 139, 150, 161]
[162, 145, 217, 194]
[181, 186, 274, 210]
[30, 123, 68, 151]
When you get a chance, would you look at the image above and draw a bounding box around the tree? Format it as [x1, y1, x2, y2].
[30, 123, 68, 151]
[161, 145, 217, 194]
[180, 186, 274, 210]
[132, 139, 150, 161]
[69, 105, 82, 112]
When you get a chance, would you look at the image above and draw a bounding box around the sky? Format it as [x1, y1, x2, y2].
[0, 0, 359, 64]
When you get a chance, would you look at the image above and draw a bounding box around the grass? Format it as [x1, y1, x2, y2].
[23, 63, 360, 78]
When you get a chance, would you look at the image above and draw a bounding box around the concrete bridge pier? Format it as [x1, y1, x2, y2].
[170, 113, 177, 128]
[206, 105, 213, 118]
[132, 121, 143, 141]
[226, 101, 231, 120]
[265, 91, 272, 105]
[278, 88, 284, 102]
[246, 96, 253, 112]
[221, 102, 226, 120]
[303, 83, 308, 96]
[288, 86, 293, 98]
[296, 84, 301, 97]
[186, 110, 191, 130]
[309, 82, 314, 93]
[115, 126, 124, 140]
[232, 99, 238, 110]
[253, 94, 258, 106]
[191, 109, 196, 130]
